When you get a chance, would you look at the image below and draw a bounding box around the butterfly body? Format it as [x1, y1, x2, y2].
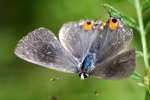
[79, 53, 96, 79]
[15, 16, 135, 80]
[81, 53, 96, 72]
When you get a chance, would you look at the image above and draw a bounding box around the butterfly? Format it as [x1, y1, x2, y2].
[14, 16, 135, 80]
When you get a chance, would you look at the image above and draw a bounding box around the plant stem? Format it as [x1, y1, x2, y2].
[134, 0, 149, 70]
[134, 0, 150, 99]
[145, 90, 150, 100]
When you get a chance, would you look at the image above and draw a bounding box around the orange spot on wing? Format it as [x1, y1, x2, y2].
[109, 18, 118, 30]
[83, 21, 93, 30]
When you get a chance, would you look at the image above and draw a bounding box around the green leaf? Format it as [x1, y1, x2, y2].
[102, 4, 138, 31]
[142, 0, 150, 13]
[131, 71, 143, 80]
[102, 4, 121, 16]
[136, 51, 143, 57]
[137, 82, 145, 87]
[123, 16, 139, 31]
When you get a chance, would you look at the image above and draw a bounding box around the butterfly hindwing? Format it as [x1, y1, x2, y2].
[90, 49, 135, 79]
[90, 18, 133, 63]
[15, 27, 79, 73]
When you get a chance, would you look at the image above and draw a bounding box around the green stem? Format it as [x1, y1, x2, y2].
[134, 0, 149, 70]
[134, 0, 150, 99]
[145, 91, 150, 100]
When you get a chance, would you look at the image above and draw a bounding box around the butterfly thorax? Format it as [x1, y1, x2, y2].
[79, 53, 96, 80]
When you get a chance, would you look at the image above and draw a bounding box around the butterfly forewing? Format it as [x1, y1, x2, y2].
[15, 27, 79, 73]
[59, 20, 98, 62]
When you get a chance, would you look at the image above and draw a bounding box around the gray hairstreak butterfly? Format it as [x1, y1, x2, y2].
[14, 16, 135, 80]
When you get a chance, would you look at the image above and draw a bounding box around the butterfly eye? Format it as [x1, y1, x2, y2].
[109, 18, 118, 30]
[82, 21, 93, 30]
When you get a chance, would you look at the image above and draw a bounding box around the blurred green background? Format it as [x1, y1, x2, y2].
[0, 0, 148, 100]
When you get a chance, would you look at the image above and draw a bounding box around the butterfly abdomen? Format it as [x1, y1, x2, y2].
[81, 54, 95, 72]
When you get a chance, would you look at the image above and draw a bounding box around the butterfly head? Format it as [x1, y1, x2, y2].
[79, 72, 89, 80]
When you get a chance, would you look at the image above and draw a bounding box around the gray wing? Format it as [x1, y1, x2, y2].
[15, 27, 79, 73]
[90, 49, 135, 79]
[59, 20, 98, 62]
[90, 19, 133, 63]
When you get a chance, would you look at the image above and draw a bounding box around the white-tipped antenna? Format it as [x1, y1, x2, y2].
[80, 73, 84, 80]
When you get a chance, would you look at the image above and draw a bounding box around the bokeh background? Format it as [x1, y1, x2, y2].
[0, 0, 148, 100]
